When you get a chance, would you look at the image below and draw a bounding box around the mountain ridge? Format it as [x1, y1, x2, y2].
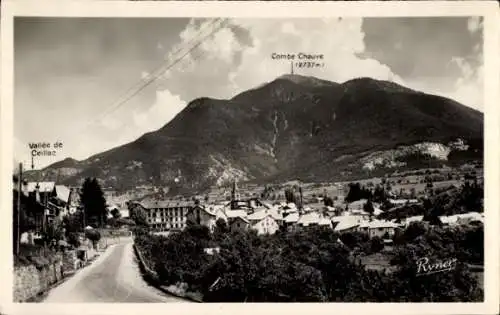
[24, 74, 483, 193]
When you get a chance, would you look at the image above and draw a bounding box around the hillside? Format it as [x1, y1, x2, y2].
[24, 74, 484, 193]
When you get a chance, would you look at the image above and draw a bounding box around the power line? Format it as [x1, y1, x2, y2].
[94, 18, 223, 119]
[106, 32, 221, 122]
[74, 18, 228, 137]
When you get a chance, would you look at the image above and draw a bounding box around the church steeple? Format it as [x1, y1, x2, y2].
[230, 179, 240, 210]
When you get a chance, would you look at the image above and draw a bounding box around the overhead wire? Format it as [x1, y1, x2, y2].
[72, 18, 229, 138]
[29, 18, 230, 170]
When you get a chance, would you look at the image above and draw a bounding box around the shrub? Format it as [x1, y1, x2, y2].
[134, 219, 483, 302]
[85, 229, 101, 249]
[369, 237, 384, 253]
[67, 232, 81, 248]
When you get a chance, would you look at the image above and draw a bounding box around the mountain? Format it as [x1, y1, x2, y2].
[24, 74, 483, 194]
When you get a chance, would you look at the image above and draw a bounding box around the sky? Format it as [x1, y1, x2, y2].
[13, 17, 484, 169]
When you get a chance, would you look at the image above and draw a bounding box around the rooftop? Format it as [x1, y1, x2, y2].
[25, 182, 55, 193]
[284, 212, 299, 223]
[247, 208, 282, 222]
[297, 212, 330, 226]
[360, 219, 400, 229]
[332, 215, 362, 232]
[54, 185, 70, 203]
[226, 210, 248, 218]
[139, 200, 195, 209]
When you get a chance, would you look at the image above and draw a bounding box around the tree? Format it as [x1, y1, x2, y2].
[345, 183, 372, 203]
[363, 199, 375, 217]
[324, 196, 334, 207]
[213, 218, 229, 241]
[134, 214, 484, 302]
[284, 187, 298, 204]
[340, 231, 369, 250]
[110, 208, 121, 219]
[345, 183, 362, 203]
[261, 185, 274, 200]
[13, 188, 39, 253]
[369, 236, 384, 253]
[372, 185, 388, 203]
[410, 187, 417, 199]
[459, 180, 483, 213]
[41, 219, 65, 248]
[80, 178, 108, 228]
[388, 225, 483, 302]
[63, 213, 84, 248]
[85, 229, 101, 249]
[130, 207, 149, 227]
[385, 182, 392, 192]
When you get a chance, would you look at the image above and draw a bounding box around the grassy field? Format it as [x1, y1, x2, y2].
[204, 166, 476, 205]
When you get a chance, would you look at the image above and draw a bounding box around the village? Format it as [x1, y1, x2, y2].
[14, 162, 483, 248]
[125, 164, 484, 242]
[128, 163, 484, 302]
[12, 161, 484, 302]
[8, 9, 492, 305]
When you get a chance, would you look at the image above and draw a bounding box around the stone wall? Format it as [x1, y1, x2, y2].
[62, 250, 79, 275]
[14, 239, 111, 302]
[13, 249, 87, 302]
[13, 259, 64, 302]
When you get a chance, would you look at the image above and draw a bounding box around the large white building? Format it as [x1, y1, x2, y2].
[131, 200, 195, 231]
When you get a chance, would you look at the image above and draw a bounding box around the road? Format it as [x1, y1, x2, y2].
[43, 241, 187, 303]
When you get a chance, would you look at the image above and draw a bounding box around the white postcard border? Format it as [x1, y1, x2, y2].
[1, 1, 499, 315]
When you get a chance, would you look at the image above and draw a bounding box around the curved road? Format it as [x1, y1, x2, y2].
[44, 241, 187, 303]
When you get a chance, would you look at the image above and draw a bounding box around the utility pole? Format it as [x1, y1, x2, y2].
[16, 163, 22, 256]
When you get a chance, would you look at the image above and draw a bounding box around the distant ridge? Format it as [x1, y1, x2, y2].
[25, 75, 483, 193]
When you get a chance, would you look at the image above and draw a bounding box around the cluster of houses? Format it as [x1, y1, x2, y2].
[13, 178, 81, 236]
[130, 198, 401, 239]
[13, 177, 131, 245]
[128, 181, 484, 241]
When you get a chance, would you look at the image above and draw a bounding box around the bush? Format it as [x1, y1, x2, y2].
[85, 229, 101, 241]
[369, 237, 384, 253]
[39, 220, 65, 248]
[67, 232, 81, 248]
[85, 229, 101, 248]
[134, 220, 483, 302]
